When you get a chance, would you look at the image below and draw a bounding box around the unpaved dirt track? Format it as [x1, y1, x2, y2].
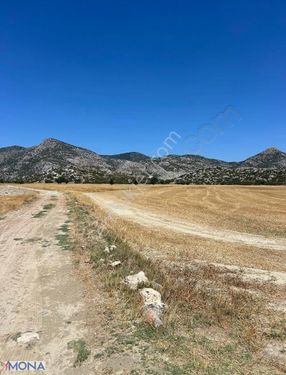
[86, 193, 286, 251]
[0, 190, 92, 374]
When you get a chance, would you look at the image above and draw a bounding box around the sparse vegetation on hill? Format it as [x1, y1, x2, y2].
[174, 167, 286, 185]
[0, 138, 285, 184]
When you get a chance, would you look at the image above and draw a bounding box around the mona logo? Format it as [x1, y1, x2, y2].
[2, 361, 46, 371]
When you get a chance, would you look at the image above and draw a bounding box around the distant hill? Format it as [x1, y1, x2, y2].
[239, 148, 286, 168]
[0, 138, 285, 184]
[103, 152, 151, 162]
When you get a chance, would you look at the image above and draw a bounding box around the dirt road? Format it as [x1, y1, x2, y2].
[0, 190, 92, 374]
[86, 193, 286, 252]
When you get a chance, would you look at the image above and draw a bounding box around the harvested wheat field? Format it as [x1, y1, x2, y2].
[22, 183, 286, 275]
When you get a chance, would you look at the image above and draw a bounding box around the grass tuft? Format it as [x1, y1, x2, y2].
[32, 202, 55, 218]
[68, 339, 91, 367]
[43, 203, 56, 210]
[56, 222, 71, 250]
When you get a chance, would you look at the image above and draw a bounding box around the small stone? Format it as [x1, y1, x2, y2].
[103, 246, 110, 254]
[17, 332, 39, 345]
[110, 245, 117, 250]
[125, 271, 148, 290]
[110, 260, 121, 267]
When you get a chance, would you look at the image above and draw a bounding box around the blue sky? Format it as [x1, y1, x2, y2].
[1, 1, 285, 161]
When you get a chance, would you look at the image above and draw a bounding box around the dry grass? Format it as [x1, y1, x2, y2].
[20, 182, 134, 193]
[0, 193, 36, 215]
[97, 212, 286, 273]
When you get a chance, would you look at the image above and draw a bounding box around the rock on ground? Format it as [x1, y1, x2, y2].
[139, 288, 167, 328]
[125, 271, 148, 290]
[17, 332, 40, 345]
[110, 260, 121, 267]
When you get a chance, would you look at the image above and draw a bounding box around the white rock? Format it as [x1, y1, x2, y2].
[17, 332, 39, 345]
[103, 246, 110, 254]
[110, 261, 121, 267]
[125, 271, 148, 290]
[110, 245, 117, 250]
[139, 288, 162, 306]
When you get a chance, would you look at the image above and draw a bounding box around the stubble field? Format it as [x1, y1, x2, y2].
[18, 183, 286, 273]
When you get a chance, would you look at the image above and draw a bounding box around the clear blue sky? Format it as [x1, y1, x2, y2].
[1, 1, 285, 161]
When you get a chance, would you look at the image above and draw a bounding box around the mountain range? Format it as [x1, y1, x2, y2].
[0, 138, 285, 184]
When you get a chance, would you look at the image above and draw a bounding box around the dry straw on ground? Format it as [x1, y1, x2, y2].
[0, 193, 36, 214]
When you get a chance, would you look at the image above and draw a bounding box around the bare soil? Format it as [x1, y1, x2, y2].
[0, 190, 95, 374]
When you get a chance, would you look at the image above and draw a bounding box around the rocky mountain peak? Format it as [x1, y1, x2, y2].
[263, 147, 283, 154]
[240, 147, 286, 168]
[39, 138, 66, 148]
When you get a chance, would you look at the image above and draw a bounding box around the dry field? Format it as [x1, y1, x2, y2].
[20, 183, 286, 272]
[104, 185, 286, 237]
[22, 183, 286, 236]
[2, 183, 285, 373]
[20, 182, 134, 193]
[81, 185, 286, 271]
[0, 186, 37, 215]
